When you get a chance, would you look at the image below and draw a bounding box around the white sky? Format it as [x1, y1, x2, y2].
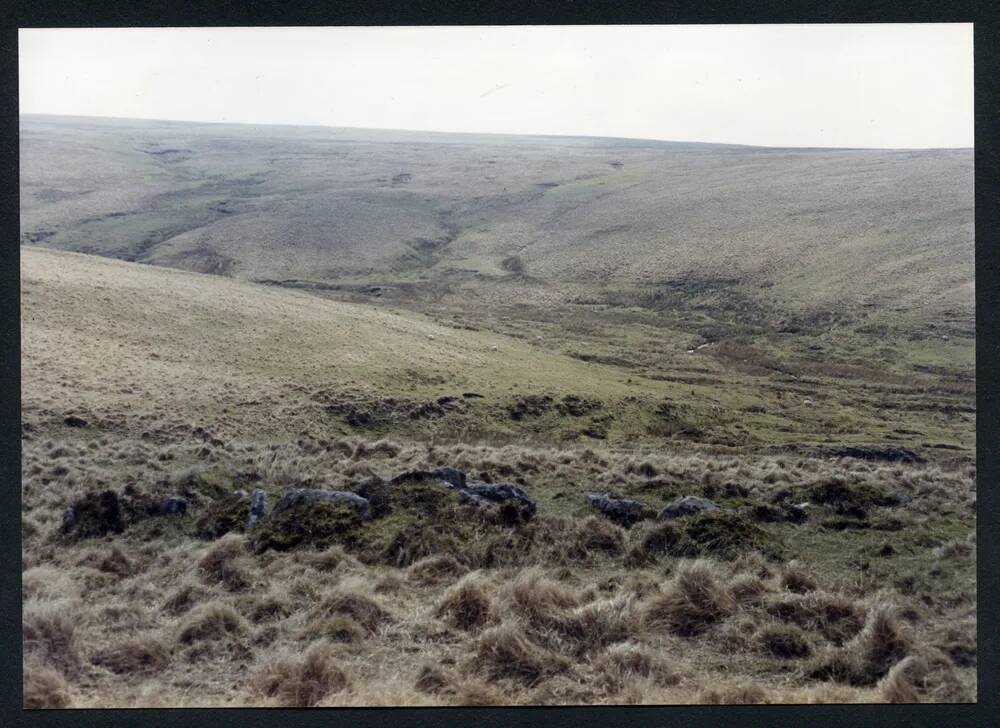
[19, 24, 973, 148]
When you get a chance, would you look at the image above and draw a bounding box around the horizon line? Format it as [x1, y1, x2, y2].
[18, 111, 975, 152]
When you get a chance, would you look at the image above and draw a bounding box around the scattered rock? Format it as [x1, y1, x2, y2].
[507, 395, 553, 420]
[658, 496, 721, 519]
[827, 445, 924, 464]
[586, 492, 648, 527]
[556, 395, 602, 417]
[159, 496, 188, 516]
[246, 489, 268, 527]
[272, 489, 372, 520]
[459, 481, 536, 522]
[63, 415, 88, 428]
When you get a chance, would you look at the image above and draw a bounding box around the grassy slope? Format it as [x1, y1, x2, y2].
[22, 248, 973, 456]
[20, 115, 973, 322]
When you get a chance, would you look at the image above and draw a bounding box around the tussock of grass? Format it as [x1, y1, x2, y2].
[161, 582, 208, 616]
[198, 534, 253, 591]
[23, 660, 72, 709]
[414, 664, 453, 695]
[758, 623, 812, 659]
[568, 516, 626, 559]
[877, 650, 971, 703]
[23, 600, 80, 675]
[310, 582, 393, 634]
[90, 635, 170, 674]
[765, 591, 864, 645]
[244, 593, 293, 624]
[780, 562, 818, 594]
[593, 642, 678, 693]
[470, 621, 570, 686]
[500, 568, 580, 626]
[303, 615, 366, 644]
[407, 554, 469, 586]
[435, 572, 495, 631]
[176, 601, 247, 644]
[643, 560, 734, 637]
[252, 640, 351, 707]
[808, 604, 913, 686]
[728, 574, 768, 606]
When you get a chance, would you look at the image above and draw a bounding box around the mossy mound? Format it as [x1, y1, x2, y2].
[174, 468, 235, 505]
[632, 511, 783, 562]
[802, 478, 896, 518]
[389, 477, 464, 517]
[62, 490, 124, 540]
[249, 501, 364, 554]
[677, 510, 783, 561]
[195, 493, 251, 540]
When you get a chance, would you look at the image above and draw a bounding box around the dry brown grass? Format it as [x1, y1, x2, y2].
[23, 599, 80, 676]
[198, 534, 254, 591]
[407, 554, 469, 585]
[435, 572, 495, 631]
[23, 660, 73, 709]
[251, 640, 352, 707]
[469, 621, 571, 687]
[309, 581, 393, 634]
[176, 601, 248, 644]
[643, 560, 735, 637]
[90, 635, 171, 674]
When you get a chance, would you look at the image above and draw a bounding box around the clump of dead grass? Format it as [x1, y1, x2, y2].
[23, 599, 80, 675]
[176, 601, 248, 644]
[90, 635, 171, 674]
[643, 560, 735, 637]
[469, 621, 571, 687]
[309, 580, 393, 634]
[23, 659, 72, 709]
[251, 640, 352, 707]
[407, 554, 469, 586]
[198, 534, 253, 591]
[808, 604, 914, 686]
[758, 623, 812, 659]
[435, 571, 495, 631]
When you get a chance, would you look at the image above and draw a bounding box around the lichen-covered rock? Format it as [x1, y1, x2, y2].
[658, 495, 721, 519]
[389, 467, 466, 490]
[271, 489, 371, 520]
[586, 492, 647, 527]
[460, 481, 536, 521]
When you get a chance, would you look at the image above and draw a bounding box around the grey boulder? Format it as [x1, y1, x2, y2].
[460, 480, 536, 520]
[272, 489, 372, 520]
[658, 495, 721, 519]
[586, 492, 647, 527]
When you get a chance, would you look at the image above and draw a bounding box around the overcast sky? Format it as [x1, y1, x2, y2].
[19, 24, 973, 148]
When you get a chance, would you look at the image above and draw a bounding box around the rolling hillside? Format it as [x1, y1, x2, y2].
[20, 115, 973, 327]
